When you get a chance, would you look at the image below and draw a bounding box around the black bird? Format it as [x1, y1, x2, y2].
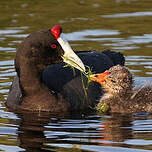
[7, 25, 125, 113]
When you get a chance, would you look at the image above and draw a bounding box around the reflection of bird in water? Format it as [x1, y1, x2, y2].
[17, 112, 51, 152]
[90, 65, 152, 113]
[98, 113, 133, 142]
[17, 112, 90, 152]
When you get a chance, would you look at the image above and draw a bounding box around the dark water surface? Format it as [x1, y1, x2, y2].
[0, 0, 152, 151]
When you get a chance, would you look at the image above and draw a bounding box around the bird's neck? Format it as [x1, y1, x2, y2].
[18, 63, 45, 96]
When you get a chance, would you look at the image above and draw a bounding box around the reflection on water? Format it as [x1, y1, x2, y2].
[104, 34, 152, 48]
[65, 29, 120, 41]
[1, 112, 150, 152]
[102, 11, 152, 18]
[0, 0, 152, 151]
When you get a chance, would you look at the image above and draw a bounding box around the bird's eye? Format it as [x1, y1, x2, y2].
[51, 44, 57, 49]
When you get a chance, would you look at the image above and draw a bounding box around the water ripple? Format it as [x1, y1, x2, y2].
[102, 11, 152, 18]
[64, 29, 120, 41]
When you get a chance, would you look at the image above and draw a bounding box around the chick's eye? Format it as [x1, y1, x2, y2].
[51, 44, 57, 49]
[111, 79, 116, 83]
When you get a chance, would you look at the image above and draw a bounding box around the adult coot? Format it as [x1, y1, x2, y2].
[7, 25, 125, 113]
[7, 25, 85, 112]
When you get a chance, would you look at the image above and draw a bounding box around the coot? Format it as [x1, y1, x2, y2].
[90, 65, 152, 113]
[7, 26, 125, 113]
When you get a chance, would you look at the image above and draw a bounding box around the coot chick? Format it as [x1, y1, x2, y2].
[90, 65, 152, 113]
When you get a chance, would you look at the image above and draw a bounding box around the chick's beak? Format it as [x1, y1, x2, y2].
[90, 72, 109, 84]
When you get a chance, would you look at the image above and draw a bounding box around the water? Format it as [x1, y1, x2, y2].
[0, 0, 152, 151]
